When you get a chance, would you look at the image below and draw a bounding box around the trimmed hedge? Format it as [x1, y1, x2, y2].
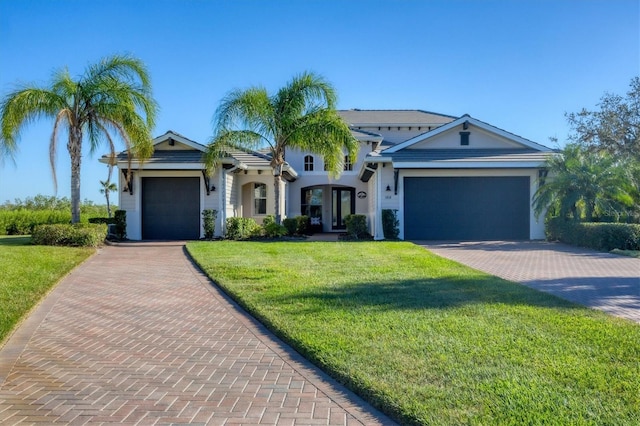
[113, 210, 127, 240]
[202, 209, 217, 239]
[345, 214, 371, 239]
[88, 217, 116, 225]
[382, 209, 400, 240]
[296, 215, 311, 235]
[0, 210, 72, 235]
[282, 218, 298, 236]
[546, 218, 640, 251]
[31, 223, 107, 247]
[225, 217, 260, 240]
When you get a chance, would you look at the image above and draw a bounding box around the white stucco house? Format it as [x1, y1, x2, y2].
[102, 110, 553, 241]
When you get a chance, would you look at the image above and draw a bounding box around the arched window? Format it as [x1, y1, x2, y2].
[344, 155, 353, 171]
[304, 155, 314, 171]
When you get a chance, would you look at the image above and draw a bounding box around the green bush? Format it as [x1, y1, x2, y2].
[31, 223, 107, 247]
[296, 215, 311, 235]
[202, 209, 217, 239]
[0, 209, 72, 235]
[113, 210, 127, 240]
[88, 217, 116, 225]
[264, 222, 288, 238]
[225, 217, 260, 240]
[262, 215, 276, 227]
[546, 217, 640, 251]
[345, 214, 370, 239]
[282, 218, 298, 236]
[382, 209, 400, 239]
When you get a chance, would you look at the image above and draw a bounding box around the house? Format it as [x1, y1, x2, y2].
[101, 110, 552, 241]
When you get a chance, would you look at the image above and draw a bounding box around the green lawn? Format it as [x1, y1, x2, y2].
[0, 236, 94, 344]
[187, 241, 640, 426]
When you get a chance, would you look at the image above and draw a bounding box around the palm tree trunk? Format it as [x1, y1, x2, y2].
[273, 172, 282, 225]
[68, 128, 82, 224]
[106, 192, 112, 218]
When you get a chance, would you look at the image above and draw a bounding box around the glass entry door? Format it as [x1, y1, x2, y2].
[332, 188, 355, 230]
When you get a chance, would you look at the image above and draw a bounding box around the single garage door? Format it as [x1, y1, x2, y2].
[142, 177, 200, 240]
[404, 176, 530, 240]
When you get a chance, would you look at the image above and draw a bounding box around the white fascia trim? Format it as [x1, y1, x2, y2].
[356, 156, 393, 176]
[117, 162, 206, 170]
[392, 161, 547, 169]
[385, 116, 552, 153]
[282, 163, 299, 178]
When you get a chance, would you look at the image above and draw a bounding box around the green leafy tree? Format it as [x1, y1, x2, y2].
[206, 71, 358, 223]
[566, 76, 639, 160]
[0, 54, 157, 223]
[534, 144, 634, 221]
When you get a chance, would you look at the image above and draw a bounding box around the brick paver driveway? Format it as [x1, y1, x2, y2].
[417, 241, 640, 323]
[0, 242, 394, 425]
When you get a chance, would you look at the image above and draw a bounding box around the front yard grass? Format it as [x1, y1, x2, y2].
[187, 241, 640, 426]
[0, 236, 94, 345]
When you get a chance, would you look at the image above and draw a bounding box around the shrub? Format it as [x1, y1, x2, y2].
[296, 215, 311, 235]
[202, 209, 218, 239]
[262, 215, 276, 227]
[282, 218, 298, 236]
[546, 217, 640, 251]
[113, 210, 127, 240]
[0, 209, 72, 235]
[345, 214, 370, 239]
[382, 209, 400, 239]
[32, 223, 107, 247]
[225, 217, 260, 240]
[88, 217, 116, 225]
[264, 222, 288, 238]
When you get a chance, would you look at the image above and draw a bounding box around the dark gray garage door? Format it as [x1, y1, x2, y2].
[404, 176, 530, 240]
[142, 177, 200, 240]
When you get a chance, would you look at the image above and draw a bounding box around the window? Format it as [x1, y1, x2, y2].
[304, 155, 314, 171]
[344, 155, 353, 171]
[254, 183, 267, 215]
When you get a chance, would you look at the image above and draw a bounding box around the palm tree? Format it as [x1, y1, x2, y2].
[533, 144, 634, 221]
[206, 71, 358, 224]
[0, 54, 157, 223]
[99, 180, 118, 218]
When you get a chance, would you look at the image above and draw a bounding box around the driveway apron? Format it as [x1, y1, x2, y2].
[418, 241, 640, 323]
[0, 242, 394, 425]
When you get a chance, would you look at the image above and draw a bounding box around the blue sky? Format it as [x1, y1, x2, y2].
[0, 0, 638, 204]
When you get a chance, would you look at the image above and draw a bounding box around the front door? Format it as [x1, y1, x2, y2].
[332, 188, 355, 230]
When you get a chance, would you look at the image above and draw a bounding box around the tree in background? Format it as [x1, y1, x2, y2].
[535, 77, 640, 223]
[206, 72, 358, 224]
[566, 77, 639, 160]
[99, 180, 117, 218]
[0, 55, 157, 223]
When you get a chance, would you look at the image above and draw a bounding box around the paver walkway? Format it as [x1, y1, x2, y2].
[0, 242, 395, 425]
[418, 241, 640, 323]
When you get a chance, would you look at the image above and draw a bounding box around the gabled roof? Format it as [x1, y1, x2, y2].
[384, 115, 552, 153]
[153, 130, 207, 151]
[382, 149, 550, 169]
[338, 109, 457, 126]
[100, 130, 298, 180]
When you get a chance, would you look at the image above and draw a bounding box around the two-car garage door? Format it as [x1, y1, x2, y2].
[404, 176, 530, 240]
[142, 177, 200, 240]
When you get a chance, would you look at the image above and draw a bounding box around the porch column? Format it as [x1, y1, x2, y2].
[374, 169, 384, 240]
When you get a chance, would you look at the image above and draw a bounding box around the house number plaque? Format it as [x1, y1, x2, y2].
[357, 191, 367, 199]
